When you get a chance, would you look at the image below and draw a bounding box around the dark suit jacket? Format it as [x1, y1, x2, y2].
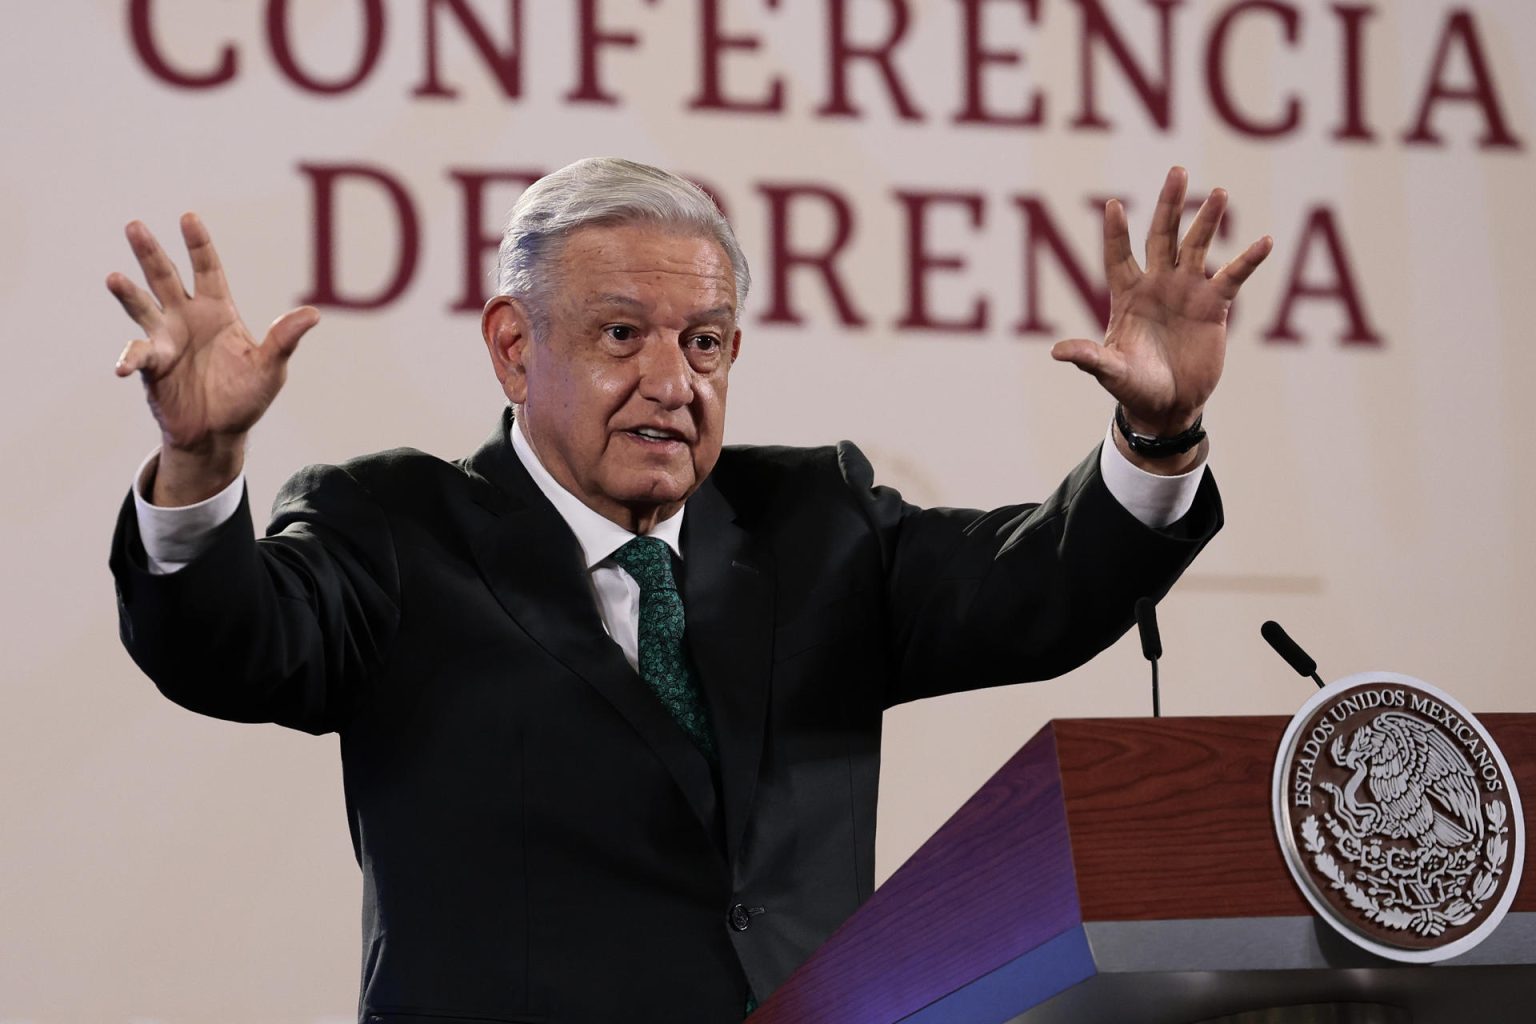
[110, 408, 1221, 1024]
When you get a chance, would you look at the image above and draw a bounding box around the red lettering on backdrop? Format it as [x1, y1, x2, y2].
[894, 192, 988, 332]
[268, 0, 385, 95]
[757, 183, 868, 327]
[285, 162, 1390, 346]
[127, 0, 237, 89]
[449, 169, 544, 313]
[1330, 4, 1375, 141]
[299, 164, 421, 310]
[689, 0, 783, 113]
[954, 0, 1044, 127]
[817, 0, 923, 121]
[1403, 9, 1522, 150]
[1070, 0, 1179, 131]
[1206, 1, 1301, 138]
[1263, 207, 1381, 346]
[413, 0, 523, 100]
[121, 0, 1527, 159]
[1012, 197, 1109, 336]
[566, 0, 652, 104]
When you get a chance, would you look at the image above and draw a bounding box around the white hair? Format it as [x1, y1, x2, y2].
[494, 157, 751, 327]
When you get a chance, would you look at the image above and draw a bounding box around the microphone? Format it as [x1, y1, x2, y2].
[1135, 597, 1162, 716]
[1260, 620, 1325, 689]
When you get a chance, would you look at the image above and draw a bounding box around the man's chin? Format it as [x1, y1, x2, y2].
[605, 473, 697, 512]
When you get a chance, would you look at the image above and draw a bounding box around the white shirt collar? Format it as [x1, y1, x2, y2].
[510, 415, 685, 570]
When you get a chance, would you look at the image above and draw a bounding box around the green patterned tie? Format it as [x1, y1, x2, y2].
[612, 537, 717, 761]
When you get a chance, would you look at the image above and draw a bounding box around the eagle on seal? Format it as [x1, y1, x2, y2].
[1321, 711, 1482, 848]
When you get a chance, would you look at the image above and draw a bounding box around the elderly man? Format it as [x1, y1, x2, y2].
[108, 158, 1270, 1023]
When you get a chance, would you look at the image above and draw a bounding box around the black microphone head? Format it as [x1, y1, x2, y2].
[1261, 620, 1317, 678]
[1135, 597, 1162, 661]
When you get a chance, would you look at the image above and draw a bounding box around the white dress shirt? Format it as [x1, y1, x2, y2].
[133, 421, 1206, 671]
[507, 419, 683, 672]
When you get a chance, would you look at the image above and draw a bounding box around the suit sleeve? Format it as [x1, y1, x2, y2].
[109, 463, 401, 735]
[835, 441, 1221, 707]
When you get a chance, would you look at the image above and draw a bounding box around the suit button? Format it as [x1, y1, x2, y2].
[728, 903, 752, 931]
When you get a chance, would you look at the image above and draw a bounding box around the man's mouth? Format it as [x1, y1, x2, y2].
[624, 426, 688, 445]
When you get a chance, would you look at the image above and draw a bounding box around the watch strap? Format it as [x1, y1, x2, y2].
[1114, 404, 1207, 459]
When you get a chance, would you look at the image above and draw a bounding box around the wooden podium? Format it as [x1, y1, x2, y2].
[751, 716, 1536, 1024]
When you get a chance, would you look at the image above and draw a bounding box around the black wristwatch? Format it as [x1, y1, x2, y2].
[1113, 404, 1207, 459]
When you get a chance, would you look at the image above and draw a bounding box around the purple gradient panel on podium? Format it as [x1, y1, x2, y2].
[753, 725, 1089, 1023]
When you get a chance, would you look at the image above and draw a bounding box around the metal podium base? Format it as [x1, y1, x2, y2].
[1195, 1005, 1410, 1024]
[998, 913, 1536, 1024]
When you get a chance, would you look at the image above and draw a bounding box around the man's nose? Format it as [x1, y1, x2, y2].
[636, 335, 694, 407]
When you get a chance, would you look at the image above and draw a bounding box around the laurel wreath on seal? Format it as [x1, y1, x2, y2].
[1300, 799, 1509, 936]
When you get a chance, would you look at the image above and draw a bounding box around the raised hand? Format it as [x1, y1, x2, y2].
[108, 214, 318, 504]
[1050, 167, 1272, 454]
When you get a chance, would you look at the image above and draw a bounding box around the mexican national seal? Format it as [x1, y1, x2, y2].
[1272, 672, 1524, 962]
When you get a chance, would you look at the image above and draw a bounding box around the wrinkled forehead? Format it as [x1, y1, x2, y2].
[550, 223, 737, 310]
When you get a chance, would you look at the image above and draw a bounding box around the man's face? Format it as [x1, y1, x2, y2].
[484, 223, 742, 532]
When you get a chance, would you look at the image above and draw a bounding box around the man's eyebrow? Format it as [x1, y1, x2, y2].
[688, 305, 736, 323]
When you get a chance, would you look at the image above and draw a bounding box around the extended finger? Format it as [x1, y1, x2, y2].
[1146, 166, 1188, 271]
[262, 306, 321, 363]
[115, 338, 156, 378]
[1179, 188, 1228, 275]
[1102, 199, 1139, 292]
[181, 212, 231, 300]
[1211, 235, 1275, 301]
[1051, 338, 1128, 388]
[125, 220, 190, 309]
[105, 272, 166, 334]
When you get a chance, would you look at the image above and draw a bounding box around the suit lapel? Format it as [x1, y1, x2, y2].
[681, 476, 775, 868]
[461, 412, 721, 845]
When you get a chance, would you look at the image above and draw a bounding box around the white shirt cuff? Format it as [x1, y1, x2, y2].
[1097, 425, 1206, 529]
[132, 450, 246, 575]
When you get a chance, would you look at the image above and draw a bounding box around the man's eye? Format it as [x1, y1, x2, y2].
[690, 334, 720, 351]
[605, 325, 638, 342]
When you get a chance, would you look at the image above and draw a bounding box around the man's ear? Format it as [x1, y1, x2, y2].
[729, 327, 742, 365]
[482, 295, 535, 404]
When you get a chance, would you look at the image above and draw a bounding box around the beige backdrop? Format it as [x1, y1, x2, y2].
[3, 1, 1534, 1020]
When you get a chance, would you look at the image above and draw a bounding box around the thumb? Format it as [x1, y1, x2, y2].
[115, 338, 156, 378]
[264, 306, 321, 363]
[1052, 338, 1131, 393]
[1051, 338, 1106, 377]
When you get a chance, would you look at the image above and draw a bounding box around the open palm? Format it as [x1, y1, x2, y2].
[109, 213, 317, 453]
[1051, 167, 1273, 437]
